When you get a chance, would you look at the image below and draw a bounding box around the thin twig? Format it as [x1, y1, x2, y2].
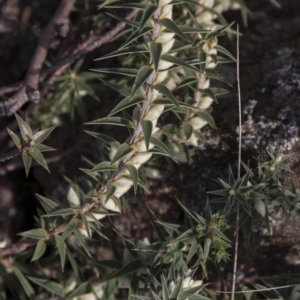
[0, 0, 76, 116]
[219, 282, 298, 294]
[231, 24, 242, 300]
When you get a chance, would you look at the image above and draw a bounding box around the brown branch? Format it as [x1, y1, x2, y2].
[0, 148, 20, 163]
[0, 0, 75, 117]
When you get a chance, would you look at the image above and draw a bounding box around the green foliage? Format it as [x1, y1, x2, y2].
[7, 114, 55, 176]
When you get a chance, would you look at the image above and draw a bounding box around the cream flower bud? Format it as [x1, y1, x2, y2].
[168, 281, 176, 293]
[161, 38, 175, 54]
[144, 105, 165, 121]
[64, 275, 77, 295]
[158, 58, 174, 70]
[202, 79, 210, 89]
[182, 277, 193, 289]
[188, 116, 208, 130]
[86, 213, 106, 222]
[126, 152, 153, 168]
[103, 198, 121, 212]
[67, 186, 80, 207]
[197, 11, 216, 23]
[159, 5, 172, 19]
[155, 32, 175, 44]
[159, 0, 172, 6]
[184, 132, 198, 147]
[154, 71, 168, 84]
[198, 96, 213, 109]
[111, 178, 133, 197]
[78, 221, 89, 238]
[150, 89, 161, 101]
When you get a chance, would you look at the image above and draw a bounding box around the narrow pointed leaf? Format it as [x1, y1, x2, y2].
[19, 228, 47, 239]
[33, 126, 55, 144]
[67, 282, 92, 299]
[173, 228, 202, 243]
[99, 78, 130, 97]
[183, 123, 193, 139]
[106, 184, 116, 202]
[34, 144, 55, 152]
[177, 77, 198, 88]
[169, 277, 184, 299]
[109, 95, 144, 116]
[92, 67, 138, 76]
[15, 113, 32, 140]
[91, 161, 117, 173]
[14, 267, 35, 298]
[126, 164, 139, 195]
[35, 194, 62, 213]
[55, 236, 67, 271]
[31, 240, 46, 262]
[87, 117, 134, 128]
[153, 84, 179, 108]
[95, 45, 148, 61]
[27, 277, 63, 296]
[150, 42, 162, 71]
[44, 208, 76, 217]
[215, 45, 236, 61]
[141, 120, 153, 151]
[161, 54, 200, 73]
[202, 88, 217, 103]
[7, 128, 22, 148]
[108, 259, 143, 280]
[22, 154, 32, 177]
[73, 228, 91, 257]
[160, 18, 189, 41]
[122, 26, 152, 48]
[84, 131, 120, 148]
[29, 148, 49, 172]
[57, 220, 77, 246]
[140, 3, 157, 30]
[111, 143, 133, 165]
[150, 136, 176, 161]
[197, 111, 215, 128]
[131, 66, 153, 98]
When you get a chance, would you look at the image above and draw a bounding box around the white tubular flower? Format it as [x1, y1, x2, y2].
[154, 70, 168, 84]
[188, 116, 208, 130]
[168, 281, 176, 293]
[103, 198, 121, 212]
[182, 277, 203, 290]
[161, 38, 175, 54]
[158, 58, 174, 70]
[198, 96, 213, 109]
[183, 132, 198, 147]
[77, 221, 89, 238]
[143, 105, 165, 121]
[85, 213, 106, 222]
[155, 32, 175, 44]
[111, 178, 133, 198]
[67, 186, 80, 207]
[150, 89, 161, 101]
[126, 152, 153, 168]
[64, 275, 77, 295]
[202, 79, 210, 89]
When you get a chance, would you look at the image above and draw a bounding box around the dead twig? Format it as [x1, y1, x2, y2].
[0, 0, 75, 117]
[231, 24, 242, 300]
